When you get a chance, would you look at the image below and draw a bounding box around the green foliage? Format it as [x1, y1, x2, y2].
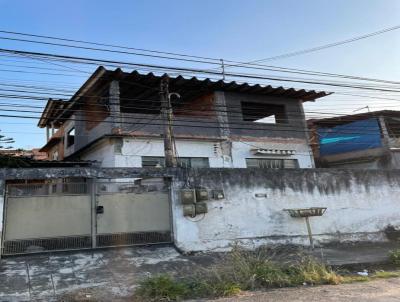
[0, 155, 31, 167]
[373, 270, 400, 279]
[135, 275, 189, 301]
[135, 247, 343, 301]
[389, 249, 400, 266]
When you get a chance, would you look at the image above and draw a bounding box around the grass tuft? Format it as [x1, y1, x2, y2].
[135, 275, 189, 301]
[134, 246, 344, 301]
[373, 270, 400, 279]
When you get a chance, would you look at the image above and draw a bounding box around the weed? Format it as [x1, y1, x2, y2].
[134, 275, 189, 301]
[342, 275, 370, 283]
[134, 247, 344, 301]
[373, 270, 400, 279]
[389, 249, 400, 266]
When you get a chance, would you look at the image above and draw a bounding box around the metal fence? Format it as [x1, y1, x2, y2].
[7, 182, 88, 197]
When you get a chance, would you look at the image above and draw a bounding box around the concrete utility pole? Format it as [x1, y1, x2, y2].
[160, 76, 178, 167]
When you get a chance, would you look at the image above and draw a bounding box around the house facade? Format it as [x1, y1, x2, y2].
[38, 67, 328, 169]
[309, 110, 400, 169]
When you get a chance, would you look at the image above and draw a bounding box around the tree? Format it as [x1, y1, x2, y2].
[0, 131, 30, 167]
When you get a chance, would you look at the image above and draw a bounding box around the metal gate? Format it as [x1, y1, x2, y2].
[1, 178, 172, 255]
[2, 182, 91, 255]
[95, 178, 172, 247]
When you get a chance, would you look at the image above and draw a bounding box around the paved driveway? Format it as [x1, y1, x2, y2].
[0, 245, 211, 301]
[1, 242, 399, 301]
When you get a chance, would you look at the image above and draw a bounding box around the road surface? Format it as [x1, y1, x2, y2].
[210, 278, 400, 302]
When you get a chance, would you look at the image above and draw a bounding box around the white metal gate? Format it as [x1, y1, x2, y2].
[95, 178, 171, 247]
[2, 182, 91, 255]
[1, 178, 172, 255]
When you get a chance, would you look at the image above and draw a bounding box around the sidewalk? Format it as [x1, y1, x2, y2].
[0, 242, 399, 301]
[312, 241, 400, 266]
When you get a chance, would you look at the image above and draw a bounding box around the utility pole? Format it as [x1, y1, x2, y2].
[220, 59, 226, 80]
[160, 76, 178, 168]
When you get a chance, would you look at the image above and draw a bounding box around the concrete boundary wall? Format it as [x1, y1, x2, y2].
[2, 168, 400, 253]
[171, 169, 400, 252]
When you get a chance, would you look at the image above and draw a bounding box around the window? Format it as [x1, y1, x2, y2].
[241, 102, 287, 124]
[142, 156, 210, 168]
[177, 157, 209, 168]
[66, 127, 75, 147]
[246, 158, 299, 169]
[142, 157, 165, 168]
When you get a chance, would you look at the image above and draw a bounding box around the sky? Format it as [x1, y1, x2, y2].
[0, 0, 400, 149]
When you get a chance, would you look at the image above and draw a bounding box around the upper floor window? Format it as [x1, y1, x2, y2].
[66, 128, 75, 147]
[241, 102, 287, 124]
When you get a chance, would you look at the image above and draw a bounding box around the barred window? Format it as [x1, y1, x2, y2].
[246, 158, 299, 169]
[142, 156, 210, 168]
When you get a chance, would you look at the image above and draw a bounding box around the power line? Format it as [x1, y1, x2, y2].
[0, 104, 394, 137]
[2, 30, 400, 86]
[3, 48, 400, 94]
[0, 29, 221, 62]
[229, 24, 400, 67]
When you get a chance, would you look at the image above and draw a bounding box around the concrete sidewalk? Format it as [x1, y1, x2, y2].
[313, 241, 400, 266]
[0, 245, 215, 301]
[0, 242, 399, 301]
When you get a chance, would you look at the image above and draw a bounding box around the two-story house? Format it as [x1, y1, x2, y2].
[38, 67, 329, 168]
[308, 110, 400, 169]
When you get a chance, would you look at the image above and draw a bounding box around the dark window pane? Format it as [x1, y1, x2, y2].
[246, 158, 298, 169]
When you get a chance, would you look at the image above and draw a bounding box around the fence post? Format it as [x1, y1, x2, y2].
[89, 179, 97, 249]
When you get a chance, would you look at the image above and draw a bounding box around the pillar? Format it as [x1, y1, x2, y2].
[109, 80, 121, 132]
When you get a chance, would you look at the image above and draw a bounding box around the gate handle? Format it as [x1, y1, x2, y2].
[96, 206, 104, 214]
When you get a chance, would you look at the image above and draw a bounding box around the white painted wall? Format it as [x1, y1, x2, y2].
[115, 138, 225, 167]
[86, 138, 314, 169]
[231, 140, 314, 168]
[172, 174, 400, 252]
[80, 141, 116, 167]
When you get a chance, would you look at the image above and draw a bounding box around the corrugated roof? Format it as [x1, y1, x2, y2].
[38, 99, 68, 128]
[308, 110, 400, 127]
[39, 66, 330, 127]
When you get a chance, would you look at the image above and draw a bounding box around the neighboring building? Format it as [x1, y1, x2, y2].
[0, 148, 47, 160]
[309, 110, 400, 169]
[38, 67, 329, 169]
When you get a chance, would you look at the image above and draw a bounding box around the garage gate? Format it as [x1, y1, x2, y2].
[1, 178, 172, 255]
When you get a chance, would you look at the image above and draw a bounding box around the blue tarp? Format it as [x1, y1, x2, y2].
[318, 118, 382, 156]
